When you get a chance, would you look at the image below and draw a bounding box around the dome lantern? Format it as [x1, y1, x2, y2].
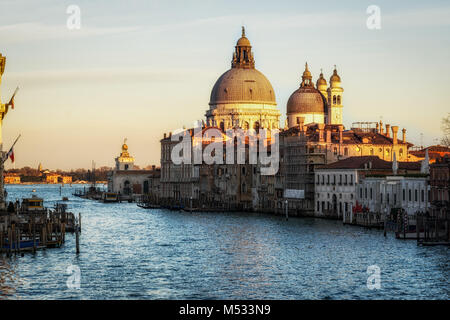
[231, 26, 255, 69]
[301, 62, 313, 87]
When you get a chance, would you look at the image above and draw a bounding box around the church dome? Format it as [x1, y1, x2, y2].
[287, 86, 327, 114]
[209, 68, 276, 105]
[209, 27, 276, 106]
[287, 63, 327, 114]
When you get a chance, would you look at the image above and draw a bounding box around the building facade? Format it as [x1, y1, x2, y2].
[108, 141, 159, 199]
[315, 156, 424, 220]
[158, 27, 422, 216]
[429, 155, 450, 218]
[4, 173, 20, 184]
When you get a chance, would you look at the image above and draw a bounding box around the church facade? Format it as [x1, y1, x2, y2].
[159, 27, 420, 216]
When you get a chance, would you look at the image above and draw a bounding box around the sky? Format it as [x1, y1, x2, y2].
[0, 0, 449, 170]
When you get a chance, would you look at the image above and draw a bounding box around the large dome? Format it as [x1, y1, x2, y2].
[287, 86, 327, 114]
[209, 68, 276, 106]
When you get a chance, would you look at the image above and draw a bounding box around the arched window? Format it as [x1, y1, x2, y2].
[333, 95, 337, 104]
[344, 147, 348, 156]
[337, 96, 341, 104]
[220, 121, 225, 131]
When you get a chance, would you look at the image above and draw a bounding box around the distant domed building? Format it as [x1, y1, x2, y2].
[205, 27, 280, 131]
[286, 64, 344, 128]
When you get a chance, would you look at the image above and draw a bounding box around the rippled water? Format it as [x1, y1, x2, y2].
[0, 184, 448, 300]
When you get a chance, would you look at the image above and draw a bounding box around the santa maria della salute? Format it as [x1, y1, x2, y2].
[155, 27, 424, 216]
[205, 27, 345, 131]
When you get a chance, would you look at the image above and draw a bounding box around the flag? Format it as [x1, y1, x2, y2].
[7, 87, 19, 110]
[6, 148, 14, 163]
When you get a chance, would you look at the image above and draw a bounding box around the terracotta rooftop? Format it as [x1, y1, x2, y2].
[319, 156, 421, 170]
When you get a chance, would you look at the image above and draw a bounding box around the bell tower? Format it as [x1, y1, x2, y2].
[115, 139, 135, 170]
[327, 66, 344, 125]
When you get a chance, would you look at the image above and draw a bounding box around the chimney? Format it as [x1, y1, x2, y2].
[385, 124, 390, 137]
[152, 165, 156, 171]
[164, 133, 167, 139]
[402, 128, 406, 142]
[326, 129, 331, 143]
[379, 121, 383, 134]
[376, 122, 379, 133]
[318, 123, 325, 142]
[338, 125, 343, 144]
[392, 126, 398, 144]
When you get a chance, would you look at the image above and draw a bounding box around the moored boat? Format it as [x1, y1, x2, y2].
[102, 192, 119, 203]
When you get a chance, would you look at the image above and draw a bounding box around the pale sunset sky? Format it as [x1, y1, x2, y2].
[0, 0, 449, 170]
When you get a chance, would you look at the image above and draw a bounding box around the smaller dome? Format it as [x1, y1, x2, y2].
[287, 86, 327, 114]
[237, 36, 251, 46]
[122, 144, 128, 151]
[330, 67, 341, 83]
[316, 71, 327, 87]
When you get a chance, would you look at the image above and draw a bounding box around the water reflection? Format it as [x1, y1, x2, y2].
[0, 257, 20, 299]
[1, 184, 449, 300]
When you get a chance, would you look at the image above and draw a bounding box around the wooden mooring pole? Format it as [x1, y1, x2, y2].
[75, 213, 80, 254]
[285, 200, 288, 221]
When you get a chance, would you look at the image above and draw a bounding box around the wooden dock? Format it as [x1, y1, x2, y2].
[0, 206, 80, 255]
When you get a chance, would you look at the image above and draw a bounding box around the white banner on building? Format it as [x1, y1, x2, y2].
[284, 189, 305, 199]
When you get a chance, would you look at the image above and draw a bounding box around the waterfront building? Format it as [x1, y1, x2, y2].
[158, 28, 421, 216]
[61, 176, 72, 184]
[429, 155, 450, 217]
[160, 127, 270, 209]
[356, 157, 428, 220]
[277, 62, 420, 216]
[315, 156, 422, 220]
[45, 173, 60, 184]
[160, 28, 277, 208]
[4, 172, 21, 184]
[108, 141, 159, 199]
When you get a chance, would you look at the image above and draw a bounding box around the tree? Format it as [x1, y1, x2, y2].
[442, 113, 450, 147]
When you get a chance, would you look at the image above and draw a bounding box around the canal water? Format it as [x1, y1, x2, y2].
[0, 184, 448, 299]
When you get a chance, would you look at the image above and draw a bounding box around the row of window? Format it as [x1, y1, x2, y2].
[359, 186, 427, 203]
[316, 200, 350, 214]
[316, 173, 354, 185]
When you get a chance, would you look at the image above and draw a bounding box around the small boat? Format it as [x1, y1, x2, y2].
[21, 195, 44, 211]
[137, 203, 161, 209]
[181, 207, 199, 212]
[102, 192, 119, 203]
[3, 239, 41, 250]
